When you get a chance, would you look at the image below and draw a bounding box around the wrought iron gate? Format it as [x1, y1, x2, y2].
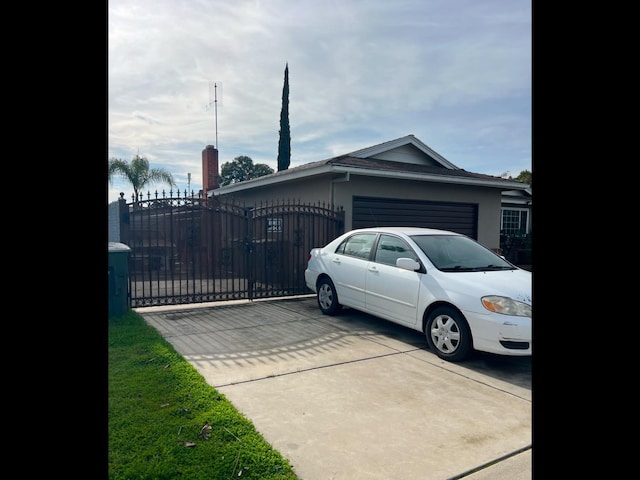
[115, 192, 344, 307]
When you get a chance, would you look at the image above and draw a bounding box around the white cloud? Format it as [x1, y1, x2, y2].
[108, 0, 531, 202]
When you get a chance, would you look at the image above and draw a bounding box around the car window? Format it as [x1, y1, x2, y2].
[411, 234, 514, 271]
[374, 235, 415, 266]
[335, 233, 376, 259]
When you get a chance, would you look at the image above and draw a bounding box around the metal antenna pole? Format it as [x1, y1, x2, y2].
[205, 81, 222, 149]
[214, 83, 218, 150]
[207, 81, 222, 149]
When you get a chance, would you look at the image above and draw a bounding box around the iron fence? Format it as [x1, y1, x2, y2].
[114, 191, 344, 307]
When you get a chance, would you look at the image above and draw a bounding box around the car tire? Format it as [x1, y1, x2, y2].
[317, 277, 341, 315]
[425, 306, 472, 362]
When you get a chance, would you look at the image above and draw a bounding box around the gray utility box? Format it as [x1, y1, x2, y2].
[108, 242, 132, 317]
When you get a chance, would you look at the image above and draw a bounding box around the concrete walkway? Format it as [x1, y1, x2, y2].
[137, 295, 532, 480]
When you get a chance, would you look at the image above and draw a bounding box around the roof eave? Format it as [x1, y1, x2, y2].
[501, 198, 532, 206]
[211, 164, 529, 195]
[331, 166, 530, 190]
[211, 163, 335, 196]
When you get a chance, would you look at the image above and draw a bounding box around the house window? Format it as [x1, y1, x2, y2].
[501, 208, 529, 235]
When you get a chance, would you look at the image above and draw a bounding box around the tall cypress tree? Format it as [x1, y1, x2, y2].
[277, 63, 291, 171]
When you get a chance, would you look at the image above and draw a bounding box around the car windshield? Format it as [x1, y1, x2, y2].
[410, 234, 515, 272]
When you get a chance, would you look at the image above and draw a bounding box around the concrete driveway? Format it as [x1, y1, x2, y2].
[137, 295, 531, 480]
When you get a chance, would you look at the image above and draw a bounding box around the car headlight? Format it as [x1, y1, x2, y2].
[481, 296, 532, 317]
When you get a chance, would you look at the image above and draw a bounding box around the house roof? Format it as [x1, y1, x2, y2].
[501, 187, 532, 206]
[211, 134, 530, 196]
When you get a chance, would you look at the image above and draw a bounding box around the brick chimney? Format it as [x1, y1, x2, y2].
[202, 145, 220, 192]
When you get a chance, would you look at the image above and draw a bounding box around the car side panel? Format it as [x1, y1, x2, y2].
[323, 253, 368, 310]
[364, 262, 421, 327]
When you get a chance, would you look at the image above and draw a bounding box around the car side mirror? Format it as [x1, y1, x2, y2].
[396, 258, 420, 271]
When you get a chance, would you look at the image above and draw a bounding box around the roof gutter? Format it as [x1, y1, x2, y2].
[211, 164, 336, 196]
[210, 163, 528, 196]
[331, 166, 530, 190]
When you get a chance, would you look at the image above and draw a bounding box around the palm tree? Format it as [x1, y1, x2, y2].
[108, 154, 176, 201]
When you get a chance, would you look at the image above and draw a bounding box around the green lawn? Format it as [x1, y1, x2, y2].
[108, 310, 298, 480]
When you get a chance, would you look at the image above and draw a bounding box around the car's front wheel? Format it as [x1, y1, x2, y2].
[425, 306, 472, 362]
[317, 277, 341, 315]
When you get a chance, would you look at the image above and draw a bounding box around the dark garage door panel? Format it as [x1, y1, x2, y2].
[352, 196, 478, 239]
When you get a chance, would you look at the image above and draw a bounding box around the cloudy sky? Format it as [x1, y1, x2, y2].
[108, 0, 531, 203]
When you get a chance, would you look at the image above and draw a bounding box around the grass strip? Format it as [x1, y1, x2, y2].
[109, 310, 298, 480]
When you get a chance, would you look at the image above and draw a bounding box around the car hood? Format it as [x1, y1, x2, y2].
[434, 268, 532, 305]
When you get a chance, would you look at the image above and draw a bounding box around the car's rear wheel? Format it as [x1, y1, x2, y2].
[317, 277, 341, 315]
[425, 306, 472, 362]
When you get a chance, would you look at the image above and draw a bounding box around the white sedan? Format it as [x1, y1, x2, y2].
[304, 227, 532, 362]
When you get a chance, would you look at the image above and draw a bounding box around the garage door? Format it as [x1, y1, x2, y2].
[352, 196, 478, 239]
